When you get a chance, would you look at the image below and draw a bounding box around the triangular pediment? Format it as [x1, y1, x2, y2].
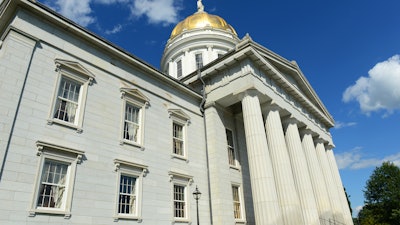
[120, 88, 150, 103]
[168, 109, 190, 121]
[55, 59, 95, 80]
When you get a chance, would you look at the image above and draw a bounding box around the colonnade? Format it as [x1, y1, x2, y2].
[240, 91, 353, 225]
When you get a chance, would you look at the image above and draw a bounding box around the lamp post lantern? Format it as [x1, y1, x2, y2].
[192, 186, 201, 225]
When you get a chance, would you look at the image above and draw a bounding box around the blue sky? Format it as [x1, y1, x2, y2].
[38, 0, 400, 217]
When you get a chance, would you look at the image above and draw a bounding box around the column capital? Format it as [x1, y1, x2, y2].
[263, 101, 281, 113]
[236, 89, 260, 101]
[325, 143, 335, 151]
[314, 138, 327, 145]
[299, 128, 315, 138]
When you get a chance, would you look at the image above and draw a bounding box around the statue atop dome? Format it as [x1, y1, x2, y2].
[197, 0, 204, 12]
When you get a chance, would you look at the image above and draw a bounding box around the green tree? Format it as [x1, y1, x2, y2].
[358, 161, 400, 225]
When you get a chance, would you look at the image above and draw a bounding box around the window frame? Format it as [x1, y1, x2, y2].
[113, 159, 148, 222]
[47, 59, 95, 133]
[168, 109, 190, 161]
[29, 141, 84, 218]
[176, 59, 182, 78]
[226, 128, 239, 168]
[120, 88, 150, 150]
[169, 171, 193, 223]
[195, 52, 203, 70]
[231, 183, 246, 223]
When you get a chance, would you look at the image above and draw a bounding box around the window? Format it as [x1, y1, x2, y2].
[124, 103, 140, 143]
[114, 159, 147, 221]
[177, 59, 182, 78]
[173, 122, 184, 156]
[232, 185, 242, 220]
[174, 184, 186, 218]
[195, 53, 203, 70]
[48, 59, 95, 132]
[226, 129, 237, 167]
[30, 141, 84, 218]
[168, 109, 190, 160]
[120, 88, 150, 149]
[169, 171, 193, 222]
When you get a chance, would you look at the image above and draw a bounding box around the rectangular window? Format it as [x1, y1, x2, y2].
[174, 184, 186, 218]
[124, 103, 141, 143]
[177, 60, 182, 78]
[53, 77, 81, 124]
[173, 122, 184, 156]
[195, 53, 203, 70]
[232, 186, 241, 219]
[118, 175, 137, 215]
[226, 129, 236, 166]
[37, 160, 70, 209]
[30, 141, 84, 218]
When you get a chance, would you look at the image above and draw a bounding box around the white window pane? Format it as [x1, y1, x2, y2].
[37, 160, 68, 209]
[118, 175, 137, 215]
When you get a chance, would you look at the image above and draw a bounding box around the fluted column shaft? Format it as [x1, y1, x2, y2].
[315, 140, 344, 224]
[264, 105, 304, 225]
[301, 129, 333, 222]
[240, 91, 283, 225]
[326, 147, 354, 225]
[283, 118, 320, 225]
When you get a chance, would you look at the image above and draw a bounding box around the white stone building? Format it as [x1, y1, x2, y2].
[0, 0, 353, 224]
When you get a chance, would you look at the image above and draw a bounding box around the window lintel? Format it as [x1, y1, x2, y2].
[120, 88, 150, 105]
[168, 171, 193, 185]
[36, 141, 85, 163]
[114, 159, 148, 175]
[55, 59, 95, 83]
[168, 109, 190, 124]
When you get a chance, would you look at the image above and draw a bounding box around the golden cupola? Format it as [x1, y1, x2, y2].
[169, 10, 237, 40]
[161, 0, 239, 79]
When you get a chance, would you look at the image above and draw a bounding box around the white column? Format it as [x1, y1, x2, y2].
[283, 118, 320, 225]
[326, 146, 354, 225]
[315, 139, 345, 224]
[240, 91, 283, 225]
[300, 129, 333, 223]
[264, 104, 304, 225]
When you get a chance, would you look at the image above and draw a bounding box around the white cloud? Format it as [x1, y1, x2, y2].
[42, 0, 182, 27]
[343, 55, 400, 116]
[105, 24, 123, 34]
[45, 0, 95, 26]
[130, 0, 181, 26]
[336, 147, 400, 170]
[334, 121, 357, 129]
[354, 205, 363, 216]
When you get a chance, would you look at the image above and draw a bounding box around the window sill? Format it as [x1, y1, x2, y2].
[113, 215, 142, 222]
[120, 140, 145, 151]
[47, 119, 82, 133]
[29, 208, 71, 219]
[230, 165, 241, 171]
[171, 154, 188, 162]
[173, 218, 190, 224]
[235, 219, 247, 224]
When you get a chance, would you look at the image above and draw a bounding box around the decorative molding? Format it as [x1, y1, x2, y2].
[168, 109, 191, 125]
[36, 141, 84, 163]
[54, 59, 95, 85]
[168, 171, 193, 185]
[114, 159, 148, 176]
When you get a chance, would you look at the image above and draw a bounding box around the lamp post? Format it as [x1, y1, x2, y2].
[192, 186, 201, 225]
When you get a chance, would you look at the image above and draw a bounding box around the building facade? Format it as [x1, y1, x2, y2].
[0, 0, 353, 224]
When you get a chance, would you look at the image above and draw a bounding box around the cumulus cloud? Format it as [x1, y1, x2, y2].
[130, 0, 181, 25]
[336, 147, 400, 170]
[42, 0, 181, 28]
[343, 55, 400, 116]
[354, 205, 364, 216]
[334, 121, 357, 129]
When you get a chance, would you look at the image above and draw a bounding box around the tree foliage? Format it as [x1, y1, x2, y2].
[358, 162, 400, 225]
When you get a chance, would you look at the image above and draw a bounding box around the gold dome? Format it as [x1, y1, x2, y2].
[170, 11, 237, 39]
